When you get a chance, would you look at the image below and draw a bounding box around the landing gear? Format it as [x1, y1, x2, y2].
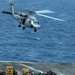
[18, 24, 21, 27]
[30, 25, 33, 28]
[34, 28, 37, 32]
[23, 26, 25, 30]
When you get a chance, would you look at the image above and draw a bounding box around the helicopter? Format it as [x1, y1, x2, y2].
[2, 2, 65, 32]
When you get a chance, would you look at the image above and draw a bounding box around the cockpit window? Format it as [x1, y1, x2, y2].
[34, 21, 39, 24]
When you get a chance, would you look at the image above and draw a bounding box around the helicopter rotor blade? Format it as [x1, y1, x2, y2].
[35, 10, 55, 14]
[18, 9, 54, 14]
[17, 8, 35, 13]
[37, 13, 65, 22]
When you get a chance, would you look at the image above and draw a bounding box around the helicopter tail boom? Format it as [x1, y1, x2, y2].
[2, 11, 18, 15]
[2, 11, 12, 15]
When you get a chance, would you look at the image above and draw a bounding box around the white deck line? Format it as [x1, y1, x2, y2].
[19, 63, 64, 75]
[0, 61, 32, 63]
[20, 63, 44, 73]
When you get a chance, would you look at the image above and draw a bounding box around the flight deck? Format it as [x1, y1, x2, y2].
[0, 62, 75, 75]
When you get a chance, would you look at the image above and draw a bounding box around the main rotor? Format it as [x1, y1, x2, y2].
[19, 9, 65, 22]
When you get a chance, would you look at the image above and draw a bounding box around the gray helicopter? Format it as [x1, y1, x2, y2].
[2, 2, 64, 32]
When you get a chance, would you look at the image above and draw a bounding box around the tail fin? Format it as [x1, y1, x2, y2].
[10, 2, 14, 15]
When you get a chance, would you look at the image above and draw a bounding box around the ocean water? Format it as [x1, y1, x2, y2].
[0, 0, 75, 63]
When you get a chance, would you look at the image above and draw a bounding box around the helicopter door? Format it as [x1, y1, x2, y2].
[31, 20, 34, 24]
[21, 18, 26, 24]
[22, 18, 26, 24]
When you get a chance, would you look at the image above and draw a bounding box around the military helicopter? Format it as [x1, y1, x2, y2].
[2, 2, 64, 32]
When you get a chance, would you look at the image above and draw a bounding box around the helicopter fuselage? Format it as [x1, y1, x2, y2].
[2, 2, 40, 32]
[12, 13, 40, 31]
[2, 2, 64, 32]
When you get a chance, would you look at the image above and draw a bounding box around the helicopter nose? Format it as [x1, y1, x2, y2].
[38, 27, 40, 30]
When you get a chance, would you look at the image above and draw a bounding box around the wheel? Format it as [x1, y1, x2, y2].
[23, 26, 25, 30]
[34, 28, 37, 32]
[30, 25, 33, 28]
[18, 25, 21, 27]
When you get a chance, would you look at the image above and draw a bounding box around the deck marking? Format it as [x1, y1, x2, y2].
[20, 63, 44, 73]
[0, 61, 31, 63]
[19, 63, 64, 75]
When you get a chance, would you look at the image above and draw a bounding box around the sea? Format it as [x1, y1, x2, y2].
[0, 0, 75, 63]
